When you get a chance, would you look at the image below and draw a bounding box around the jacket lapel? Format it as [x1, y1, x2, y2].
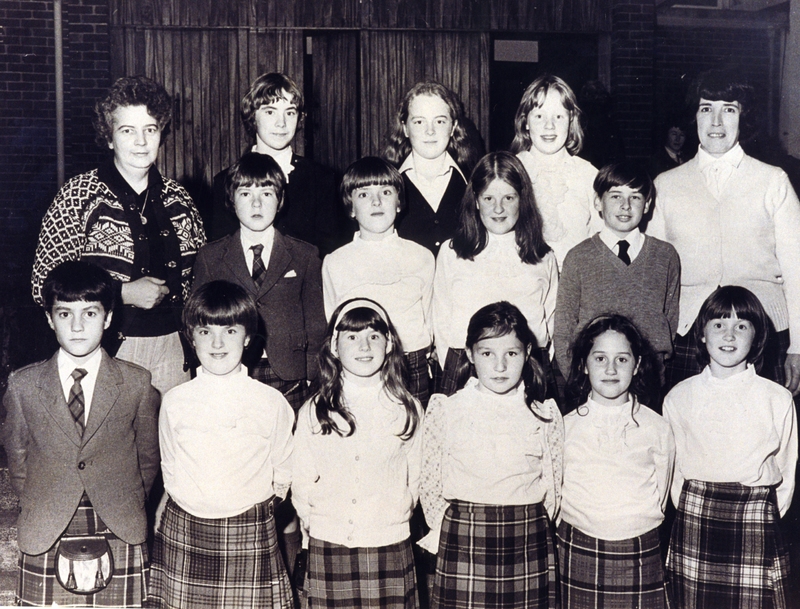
[221, 231, 260, 298]
[82, 351, 122, 445]
[37, 353, 82, 447]
[257, 232, 291, 298]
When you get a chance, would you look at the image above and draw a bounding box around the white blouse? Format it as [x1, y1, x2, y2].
[432, 231, 558, 364]
[561, 399, 675, 540]
[663, 365, 797, 516]
[292, 376, 423, 548]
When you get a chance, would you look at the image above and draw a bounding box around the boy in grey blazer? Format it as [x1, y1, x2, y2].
[4, 261, 159, 607]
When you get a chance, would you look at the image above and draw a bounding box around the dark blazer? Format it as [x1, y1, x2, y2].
[208, 154, 349, 256]
[3, 350, 160, 555]
[192, 230, 326, 381]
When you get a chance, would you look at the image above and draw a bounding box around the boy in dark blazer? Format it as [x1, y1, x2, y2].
[193, 151, 326, 412]
[4, 261, 160, 607]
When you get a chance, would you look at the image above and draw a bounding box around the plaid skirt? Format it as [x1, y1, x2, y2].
[306, 537, 419, 608]
[17, 497, 148, 607]
[432, 500, 558, 609]
[556, 521, 666, 609]
[147, 496, 293, 609]
[250, 356, 312, 412]
[666, 480, 790, 609]
[405, 346, 433, 408]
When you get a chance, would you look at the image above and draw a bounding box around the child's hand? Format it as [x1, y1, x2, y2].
[121, 277, 169, 309]
[784, 353, 800, 395]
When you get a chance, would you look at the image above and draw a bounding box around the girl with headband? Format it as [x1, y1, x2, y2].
[292, 298, 423, 608]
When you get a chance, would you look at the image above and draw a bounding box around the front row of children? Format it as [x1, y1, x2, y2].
[5, 258, 796, 608]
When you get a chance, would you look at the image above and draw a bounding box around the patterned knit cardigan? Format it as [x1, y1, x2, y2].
[32, 166, 206, 306]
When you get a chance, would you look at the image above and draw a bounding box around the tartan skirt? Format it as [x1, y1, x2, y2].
[306, 537, 419, 608]
[147, 496, 293, 609]
[17, 497, 148, 607]
[250, 356, 312, 412]
[405, 346, 433, 408]
[666, 480, 790, 609]
[432, 500, 558, 609]
[556, 521, 666, 609]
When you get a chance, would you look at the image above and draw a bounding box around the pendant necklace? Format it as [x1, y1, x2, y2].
[139, 189, 149, 225]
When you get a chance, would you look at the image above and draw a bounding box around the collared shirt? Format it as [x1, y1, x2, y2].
[598, 226, 645, 263]
[664, 365, 797, 516]
[159, 366, 295, 519]
[697, 143, 744, 198]
[561, 398, 674, 540]
[399, 152, 464, 213]
[240, 225, 275, 276]
[251, 144, 294, 179]
[57, 348, 102, 423]
[292, 376, 423, 548]
[322, 230, 435, 351]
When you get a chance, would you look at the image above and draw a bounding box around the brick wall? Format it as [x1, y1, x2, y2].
[654, 26, 774, 144]
[0, 0, 111, 372]
[611, 0, 656, 160]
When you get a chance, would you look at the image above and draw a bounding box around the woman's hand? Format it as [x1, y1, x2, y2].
[121, 276, 169, 309]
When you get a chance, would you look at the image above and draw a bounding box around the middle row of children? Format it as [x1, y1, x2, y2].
[150, 284, 796, 608]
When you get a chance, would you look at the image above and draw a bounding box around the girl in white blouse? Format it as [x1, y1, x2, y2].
[292, 298, 423, 608]
[663, 286, 796, 608]
[559, 314, 674, 609]
[510, 74, 601, 269]
[432, 151, 558, 397]
[420, 301, 563, 609]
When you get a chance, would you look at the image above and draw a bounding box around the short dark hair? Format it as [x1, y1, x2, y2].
[42, 261, 116, 312]
[687, 68, 755, 139]
[340, 157, 405, 216]
[692, 285, 769, 369]
[183, 280, 259, 341]
[224, 152, 286, 213]
[593, 161, 655, 207]
[93, 76, 172, 149]
[240, 72, 304, 139]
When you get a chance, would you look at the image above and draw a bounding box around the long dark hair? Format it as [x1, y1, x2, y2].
[314, 299, 419, 440]
[564, 314, 660, 413]
[453, 301, 549, 421]
[383, 81, 480, 175]
[451, 151, 550, 264]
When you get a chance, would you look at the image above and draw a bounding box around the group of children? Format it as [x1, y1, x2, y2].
[3, 68, 797, 609]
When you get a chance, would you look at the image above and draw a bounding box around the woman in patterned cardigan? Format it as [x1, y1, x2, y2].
[32, 75, 206, 395]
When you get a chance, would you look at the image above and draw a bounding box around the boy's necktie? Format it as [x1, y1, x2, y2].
[617, 240, 631, 265]
[68, 368, 88, 434]
[251, 244, 266, 286]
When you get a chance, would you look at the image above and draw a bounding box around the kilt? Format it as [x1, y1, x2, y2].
[147, 496, 293, 609]
[556, 521, 666, 609]
[250, 356, 312, 412]
[405, 346, 433, 408]
[432, 500, 558, 609]
[666, 480, 790, 609]
[306, 537, 419, 608]
[437, 348, 466, 397]
[665, 327, 788, 392]
[17, 497, 148, 607]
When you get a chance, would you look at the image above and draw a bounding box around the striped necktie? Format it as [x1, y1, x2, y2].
[68, 368, 88, 434]
[251, 244, 266, 287]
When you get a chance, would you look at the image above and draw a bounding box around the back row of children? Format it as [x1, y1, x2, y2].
[7, 260, 794, 608]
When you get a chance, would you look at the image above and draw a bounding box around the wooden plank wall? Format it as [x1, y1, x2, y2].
[108, 0, 609, 192]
